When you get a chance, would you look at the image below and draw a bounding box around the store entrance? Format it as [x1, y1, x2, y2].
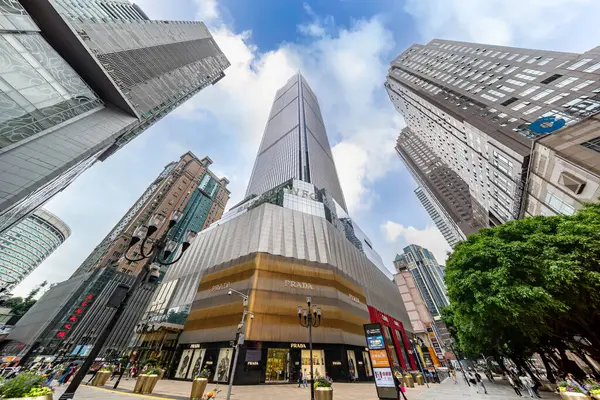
[265, 348, 290, 383]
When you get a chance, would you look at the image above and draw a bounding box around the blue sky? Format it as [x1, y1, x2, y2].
[12, 0, 600, 296]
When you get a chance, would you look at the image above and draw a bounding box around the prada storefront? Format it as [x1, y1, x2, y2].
[170, 200, 414, 384]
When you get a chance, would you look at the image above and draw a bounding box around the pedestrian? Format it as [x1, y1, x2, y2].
[64, 365, 78, 384]
[57, 363, 74, 386]
[302, 369, 308, 388]
[393, 371, 408, 400]
[297, 369, 303, 388]
[566, 373, 587, 394]
[452, 368, 458, 384]
[519, 374, 535, 398]
[474, 371, 487, 394]
[506, 373, 522, 397]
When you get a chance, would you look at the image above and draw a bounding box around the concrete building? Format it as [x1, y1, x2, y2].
[167, 74, 415, 385]
[7, 152, 229, 359]
[393, 254, 444, 366]
[394, 245, 451, 348]
[396, 127, 486, 246]
[527, 114, 600, 216]
[387, 39, 600, 238]
[0, 208, 70, 290]
[0, 0, 229, 234]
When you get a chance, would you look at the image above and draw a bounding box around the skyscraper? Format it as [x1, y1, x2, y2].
[394, 245, 451, 347]
[8, 152, 229, 360]
[165, 73, 415, 384]
[246, 73, 347, 211]
[0, 0, 230, 233]
[0, 208, 70, 290]
[387, 39, 600, 237]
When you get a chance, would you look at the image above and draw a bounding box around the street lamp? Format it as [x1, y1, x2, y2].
[298, 297, 321, 400]
[59, 210, 197, 399]
[226, 288, 254, 400]
[409, 337, 429, 388]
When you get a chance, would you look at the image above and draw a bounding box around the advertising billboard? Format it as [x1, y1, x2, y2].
[364, 323, 398, 399]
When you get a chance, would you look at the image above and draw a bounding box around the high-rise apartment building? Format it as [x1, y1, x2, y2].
[413, 186, 464, 246]
[394, 245, 451, 348]
[0, 208, 70, 290]
[0, 0, 229, 234]
[164, 73, 415, 385]
[393, 254, 444, 366]
[387, 39, 600, 237]
[7, 152, 229, 360]
[396, 127, 486, 246]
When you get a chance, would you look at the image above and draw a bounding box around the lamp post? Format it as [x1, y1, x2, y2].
[409, 337, 429, 388]
[226, 288, 253, 400]
[298, 297, 321, 400]
[59, 210, 197, 399]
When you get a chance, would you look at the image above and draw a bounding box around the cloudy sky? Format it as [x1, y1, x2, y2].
[12, 0, 600, 296]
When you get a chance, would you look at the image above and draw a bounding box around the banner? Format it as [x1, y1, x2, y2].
[364, 323, 398, 399]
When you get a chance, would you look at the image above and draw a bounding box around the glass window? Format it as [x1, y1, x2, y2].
[582, 136, 600, 153]
[545, 192, 575, 215]
[506, 79, 526, 87]
[583, 62, 600, 73]
[519, 86, 540, 96]
[538, 57, 554, 66]
[555, 76, 579, 88]
[571, 80, 595, 91]
[567, 58, 593, 70]
[531, 89, 554, 100]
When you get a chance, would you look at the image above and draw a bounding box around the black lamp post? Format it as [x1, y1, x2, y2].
[59, 210, 197, 399]
[298, 297, 321, 400]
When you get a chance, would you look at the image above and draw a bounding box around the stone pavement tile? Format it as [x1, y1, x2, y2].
[413, 376, 561, 400]
[79, 377, 430, 400]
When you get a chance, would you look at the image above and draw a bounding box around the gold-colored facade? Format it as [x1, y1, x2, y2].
[181, 252, 370, 346]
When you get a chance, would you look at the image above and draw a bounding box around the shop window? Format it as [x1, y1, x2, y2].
[266, 348, 291, 383]
[301, 349, 325, 380]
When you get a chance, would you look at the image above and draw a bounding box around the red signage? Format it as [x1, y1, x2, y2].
[56, 293, 94, 339]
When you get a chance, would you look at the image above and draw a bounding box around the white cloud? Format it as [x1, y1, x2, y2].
[193, 0, 219, 24]
[381, 221, 451, 264]
[175, 7, 403, 213]
[404, 0, 600, 52]
[297, 3, 334, 38]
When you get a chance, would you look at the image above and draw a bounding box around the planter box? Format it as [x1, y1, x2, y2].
[91, 370, 111, 386]
[5, 396, 53, 400]
[190, 378, 208, 400]
[133, 374, 159, 394]
[315, 387, 333, 400]
[559, 392, 591, 400]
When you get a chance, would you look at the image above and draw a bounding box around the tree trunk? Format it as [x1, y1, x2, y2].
[539, 352, 555, 383]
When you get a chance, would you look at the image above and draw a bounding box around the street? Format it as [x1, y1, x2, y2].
[52, 375, 561, 399]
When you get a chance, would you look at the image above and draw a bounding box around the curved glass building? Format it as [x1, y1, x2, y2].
[0, 209, 70, 290]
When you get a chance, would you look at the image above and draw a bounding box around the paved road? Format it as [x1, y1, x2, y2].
[52, 375, 560, 399]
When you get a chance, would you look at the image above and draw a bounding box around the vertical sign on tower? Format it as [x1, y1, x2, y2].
[364, 323, 398, 399]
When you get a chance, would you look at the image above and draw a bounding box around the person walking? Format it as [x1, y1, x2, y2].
[471, 369, 488, 394]
[520, 374, 535, 398]
[506, 373, 522, 397]
[297, 369, 303, 388]
[302, 369, 308, 388]
[450, 368, 458, 384]
[57, 363, 74, 386]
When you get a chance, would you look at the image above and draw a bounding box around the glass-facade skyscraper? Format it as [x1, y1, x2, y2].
[0, 208, 70, 290]
[0, 0, 230, 234]
[387, 39, 600, 239]
[246, 73, 347, 212]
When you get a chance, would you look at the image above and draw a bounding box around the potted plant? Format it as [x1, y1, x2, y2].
[558, 381, 592, 400]
[191, 368, 212, 399]
[587, 382, 600, 399]
[92, 365, 113, 386]
[133, 367, 161, 394]
[0, 372, 53, 400]
[314, 376, 333, 400]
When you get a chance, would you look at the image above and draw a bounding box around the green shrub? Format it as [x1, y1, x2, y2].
[0, 372, 45, 397]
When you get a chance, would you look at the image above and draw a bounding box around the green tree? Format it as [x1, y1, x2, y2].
[443, 203, 600, 378]
[2, 281, 48, 321]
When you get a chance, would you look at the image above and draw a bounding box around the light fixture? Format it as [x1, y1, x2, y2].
[169, 209, 183, 227]
[181, 231, 197, 252]
[147, 214, 166, 236]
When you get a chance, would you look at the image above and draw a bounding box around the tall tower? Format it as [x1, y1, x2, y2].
[387, 39, 600, 238]
[163, 73, 416, 384]
[0, 208, 70, 290]
[0, 0, 230, 234]
[246, 73, 347, 211]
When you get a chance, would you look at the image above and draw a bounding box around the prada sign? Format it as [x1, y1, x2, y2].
[285, 280, 313, 289]
[349, 294, 361, 304]
[291, 343, 307, 349]
[211, 282, 230, 292]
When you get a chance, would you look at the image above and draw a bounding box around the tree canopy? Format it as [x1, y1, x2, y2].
[1, 281, 48, 321]
[443, 202, 600, 378]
